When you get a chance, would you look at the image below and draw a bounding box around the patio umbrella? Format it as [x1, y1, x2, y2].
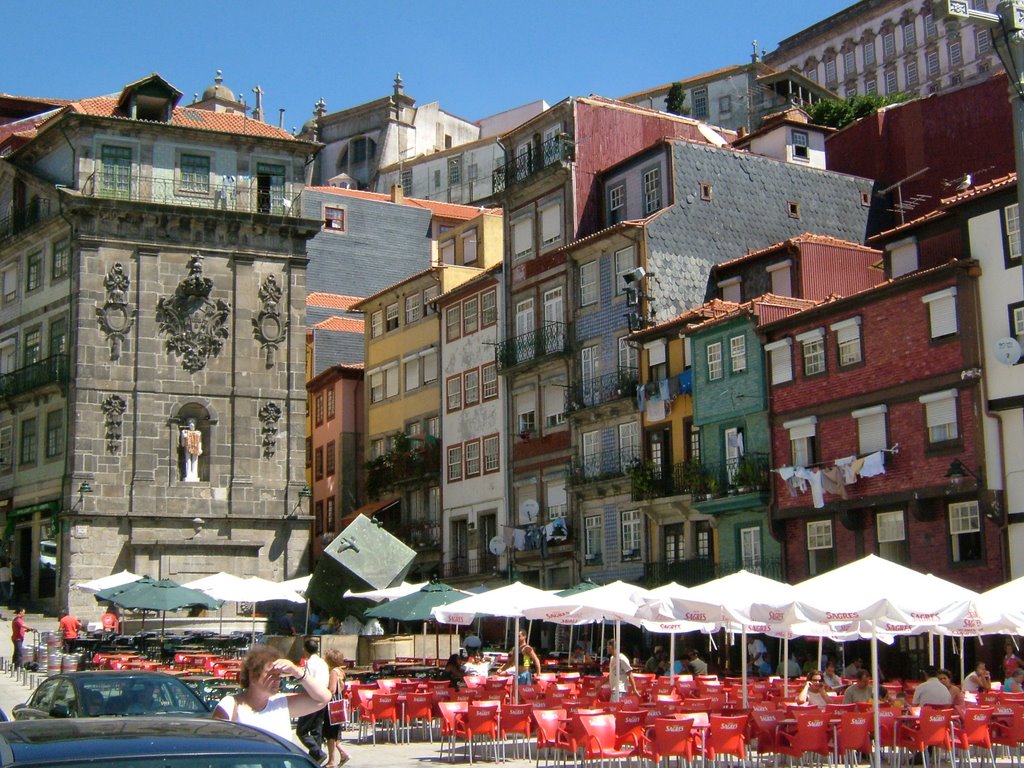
[73, 570, 143, 594]
[344, 581, 428, 602]
[184, 574, 305, 640]
[367, 582, 472, 663]
[554, 579, 602, 653]
[95, 577, 223, 636]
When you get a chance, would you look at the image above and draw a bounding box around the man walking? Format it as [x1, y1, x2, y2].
[12, 608, 32, 669]
[58, 609, 82, 653]
[296, 639, 329, 763]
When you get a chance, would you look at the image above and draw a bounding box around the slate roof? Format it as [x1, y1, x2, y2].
[630, 299, 741, 342]
[306, 186, 496, 220]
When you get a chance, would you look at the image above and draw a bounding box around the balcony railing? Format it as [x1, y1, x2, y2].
[496, 322, 569, 372]
[492, 134, 572, 194]
[643, 556, 784, 587]
[566, 369, 638, 414]
[0, 200, 55, 244]
[571, 447, 641, 486]
[82, 172, 303, 216]
[440, 553, 499, 579]
[0, 354, 69, 401]
[384, 518, 441, 552]
[631, 452, 771, 502]
[364, 435, 441, 499]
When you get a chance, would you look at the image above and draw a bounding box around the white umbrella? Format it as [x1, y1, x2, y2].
[281, 574, 312, 595]
[74, 570, 143, 594]
[637, 582, 717, 681]
[184, 573, 305, 640]
[345, 581, 428, 602]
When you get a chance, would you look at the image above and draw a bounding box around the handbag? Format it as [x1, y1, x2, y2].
[327, 693, 347, 726]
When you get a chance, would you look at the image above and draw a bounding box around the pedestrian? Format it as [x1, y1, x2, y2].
[101, 605, 120, 636]
[323, 649, 350, 767]
[11, 607, 32, 669]
[277, 609, 297, 636]
[0, 560, 11, 608]
[295, 639, 329, 763]
[606, 639, 638, 699]
[58, 609, 82, 653]
[499, 630, 541, 684]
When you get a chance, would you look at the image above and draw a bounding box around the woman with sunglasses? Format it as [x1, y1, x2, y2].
[796, 672, 830, 707]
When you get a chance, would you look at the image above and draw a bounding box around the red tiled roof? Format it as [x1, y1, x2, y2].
[687, 294, 820, 333]
[630, 299, 740, 340]
[306, 186, 500, 220]
[307, 292, 363, 310]
[314, 317, 365, 333]
[715, 233, 880, 270]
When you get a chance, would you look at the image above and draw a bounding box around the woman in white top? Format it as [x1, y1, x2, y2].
[796, 672, 831, 708]
[963, 662, 992, 694]
[214, 645, 331, 743]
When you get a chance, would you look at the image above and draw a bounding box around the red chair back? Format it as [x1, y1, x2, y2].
[371, 693, 400, 722]
[615, 709, 647, 749]
[376, 678, 399, 691]
[576, 713, 634, 761]
[836, 711, 872, 754]
[958, 706, 994, 749]
[465, 703, 500, 738]
[706, 713, 749, 760]
[750, 709, 782, 753]
[781, 708, 831, 758]
[681, 697, 711, 712]
[646, 717, 696, 763]
[500, 703, 534, 738]
[403, 693, 434, 723]
[533, 707, 567, 749]
[906, 709, 953, 751]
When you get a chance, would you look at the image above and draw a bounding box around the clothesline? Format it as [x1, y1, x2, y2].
[773, 443, 900, 472]
[774, 446, 898, 509]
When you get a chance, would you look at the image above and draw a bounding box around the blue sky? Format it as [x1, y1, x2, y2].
[5, 1, 852, 128]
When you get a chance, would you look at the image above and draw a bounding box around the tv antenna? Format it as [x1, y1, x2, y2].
[879, 167, 931, 226]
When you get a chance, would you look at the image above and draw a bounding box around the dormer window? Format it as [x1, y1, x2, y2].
[792, 130, 809, 161]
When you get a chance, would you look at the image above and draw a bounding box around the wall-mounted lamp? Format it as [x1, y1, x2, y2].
[289, 485, 312, 518]
[71, 481, 93, 512]
[945, 458, 981, 488]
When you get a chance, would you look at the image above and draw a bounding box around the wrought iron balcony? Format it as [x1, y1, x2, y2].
[496, 322, 569, 372]
[571, 446, 641, 486]
[566, 369, 638, 414]
[643, 555, 784, 587]
[632, 452, 771, 502]
[492, 134, 573, 194]
[0, 354, 69, 401]
[364, 434, 441, 499]
[82, 172, 303, 216]
[384, 518, 441, 552]
[440, 553, 500, 579]
[0, 200, 55, 244]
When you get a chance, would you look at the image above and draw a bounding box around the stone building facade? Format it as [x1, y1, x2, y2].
[0, 74, 320, 616]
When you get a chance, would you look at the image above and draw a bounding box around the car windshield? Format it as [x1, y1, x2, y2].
[80, 677, 208, 716]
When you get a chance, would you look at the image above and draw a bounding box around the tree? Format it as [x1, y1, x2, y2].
[806, 92, 911, 129]
[666, 82, 689, 116]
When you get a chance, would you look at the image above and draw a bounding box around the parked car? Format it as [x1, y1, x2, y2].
[179, 674, 241, 709]
[0, 717, 319, 767]
[12, 670, 210, 720]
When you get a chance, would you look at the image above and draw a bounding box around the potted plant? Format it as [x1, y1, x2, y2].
[733, 457, 762, 493]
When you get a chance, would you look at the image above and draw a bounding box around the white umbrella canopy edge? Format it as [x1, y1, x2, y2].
[345, 581, 428, 602]
[73, 570, 143, 594]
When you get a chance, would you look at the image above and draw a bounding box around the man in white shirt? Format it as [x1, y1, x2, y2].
[913, 668, 953, 707]
[296, 639, 330, 762]
[606, 640, 637, 700]
[463, 649, 492, 677]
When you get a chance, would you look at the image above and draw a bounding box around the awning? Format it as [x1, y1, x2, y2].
[338, 496, 399, 528]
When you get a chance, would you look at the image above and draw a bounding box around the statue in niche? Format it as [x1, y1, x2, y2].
[180, 419, 203, 482]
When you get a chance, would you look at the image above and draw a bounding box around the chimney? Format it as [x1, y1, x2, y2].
[391, 183, 404, 204]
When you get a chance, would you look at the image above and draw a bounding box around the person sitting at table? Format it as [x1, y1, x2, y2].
[464, 648, 491, 677]
[688, 648, 709, 676]
[101, 605, 120, 636]
[963, 661, 992, 694]
[1005, 667, 1024, 694]
[842, 657, 863, 678]
[796, 671, 830, 707]
[913, 667, 953, 707]
[822, 661, 843, 691]
[499, 630, 541, 684]
[644, 645, 664, 674]
[941, 669, 966, 713]
[570, 642, 590, 666]
[777, 653, 801, 678]
[843, 669, 873, 704]
[442, 653, 467, 689]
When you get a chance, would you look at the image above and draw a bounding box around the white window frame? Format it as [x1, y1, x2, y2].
[691, 87, 708, 119]
[785, 416, 817, 467]
[740, 527, 762, 572]
[852, 404, 888, 454]
[808, 520, 833, 550]
[798, 328, 826, 376]
[730, 335, 746, 373]
[462, 229, 478, 264]
[323, 204, 346, 232]
[370, 310, 383, 339]
[540, 201, 562, 247]
[369, 369, 384, 403]
[422, 350, 438, 384]
[448, 445, 463, 482]
[621, 509, 641, 560]
[876, 510, 906, 562]
[482, 363, 498, 400]
[464, 369, 480, 405]
[512, 214, 534, 261]
[385, 302, 399, 332]
[614, 246, 636, 295]
[404, 354, 421, 392]
[483, 435, 499, 473]
[579, 261, 598, 307]
[920, 389, 958, 443]
[949, 500, 981, 563]
[643, 167, 662, 214]
[481, 289, 497, 326]
[883, 30, 896, 58]
[1005, 204, 1021, 262]
[582, 429, 599, 478]
[405, 293, 422, 325]
[766, 339, 793, 385]
[619, 421, 640, 471]
[864, 38, 876, 66]
[384, 362, 399, 399]
[1013, 305, 1024, 336]
[922, 287, 958, 338]
[447, 375, 463, 411]
[463, 296, 479, 336]
[464, 440, 481, 477]
[706, 341, 723, 381]
[618, 336, 638, 372]
[446, 305, 462, 341]
[832, 317, 863, 366]
[584, 514, 603, 562]
[440, 239, 455, 265]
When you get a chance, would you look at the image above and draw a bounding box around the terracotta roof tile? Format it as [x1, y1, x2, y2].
[306, 186, 500, 220]
[686, 294, 820, 333]
[306, 292, 363, 310]
[313, 316, 365, 333]
[631, 298, 741, 340]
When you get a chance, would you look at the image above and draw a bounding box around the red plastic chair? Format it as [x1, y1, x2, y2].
[957, 706, 996, 768]
[368, 692, 401, 744]
[705, 713, 750, 767]
[835, 711, 872, 768]
[533, 707, 569, 768]
[437, 701, 466, 762]
[615, 709, 648, 750]
[575, 712, 636, 768]
[376, 677, 399, 691]
[895, 708, 954, 768]
[500, 702, 534, 760]
[402, 692, 436, 743]
[749, 708, 783, 765]
[777, 708, 832, 765]
[991, 703, 1024, 766]
[682, 697, 712, 712]
[639, 717, 697, 768]
[354, 688, 376, 742]
[461, 702, 502, 764]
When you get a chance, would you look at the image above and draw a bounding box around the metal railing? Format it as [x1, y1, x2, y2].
[566, 369, 638, 414]
[0, 200, 55, 244]
[631, 452, 771, 502]
[440, 553, 499, 579]
[81, 172, 303, 216]
[644, 556, 784, 587]
[496, 322, 569, 372]
[571, 446, 641, 486]
[384, 519, 441, 552]
[492, 134, 572, 194]
[0, 354, 69, 401]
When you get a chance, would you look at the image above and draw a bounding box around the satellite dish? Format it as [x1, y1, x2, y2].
[488, 536, 506, 556]
[995, 336, 1022, 366]
[697, 123, 729, 148]
[520, 499, 539, 523]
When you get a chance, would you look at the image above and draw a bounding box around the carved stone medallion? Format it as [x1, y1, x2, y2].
[251, 274, 289, 368]
[95, 263, 138, 361]
[155, 253, 230, 374]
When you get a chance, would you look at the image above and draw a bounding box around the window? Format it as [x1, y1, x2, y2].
[924, 11, 937, 39]
[921, 389, 958, 443]
[401, 168, 413, 194]
[618, 336, 638, 372]
[785, 416, 817, 467]
[853, 404, 888, 454]
[19, 417, 36, 465]
[805, 66, 818, 83]
[643, 167, 662, 214]
[740, 527, 763, 572]
[719, 95, 732, 115]
[949, 38, 963, 67]
[584, 514, 603, 563]
[903, 21, 916, 49]
[718, 276, 741, 303]
[825, 58, 838, 84]
[885, 68, 899, 95]
[464, 369, 479, 405]
[516, 391, 536, 434]
[481, 289, 497, 326]
[369, 369, 384, 403]
[463, 297, 479, 335]
[446, 305, 461, 342]
[179, 153, 210, 194]
[462, 229, 477, 264]
[45, 409, 62, 459]
[768, 260, 792, 297]
[26, 250, 42, 292]
[482, 363, 497, 400]
[977, 27, 992, 54]
[446, 375, 463, 411]
[621, 510, 641, 560]
[326, 389, 335, 419]
[314, 394, 324, 426]
[512, 215, 534, 260]
[927, 48, 941, 78]
[792, 130, 809, 161]
[844, 49, 857, 77]
[326, 440, 336, 476]
[423, 349, 438, 384]
[381, 363, 398, 401]
[877, 510, 909, 564]
[23, 328, 41, 365]
[700, 182, 713, 201]
[883, 30, 896, 58]
[579, 261, 598, 307]
[687, 419, 701, 463]
[2, 267, 17, 305]
[448, 157, 462, 187]
[950, 501, 982, 562]
[314, 447, 324, 480]
[540, 202, 562, 247]
[404, 353, 421, 392]
[448, 445, 463, 482]
[385, 303, 399, 332]
[767, 339, 793, 385]
[370, 310, 383, 339]
[371, 438, 385, 459]
[609, 184, 626, 224]
[864, 38, 876, 67]
[865, 76, 878, 94]
[614, 246, 636, 295]
[49, 317, 67, 356]
[798, 329, 826, 376]
[619, 421, 640, 470]
[483, 435, 499, 473]
[440, 240, 455, 265]
[464, 439, 481, 477]
[922, 287, 958, 338]
[706, 342, 723, 381]
[1004, 204, 1021, 263]
[807, 520, 835, 576]
[326, 497, 336, 531]
[832, 317, 862, 366]
[0, 425, 10, 469]
[426, 416, 439, 438]
[696, 520, 711, 558]
[906, 59, 919, 87]
[1012, 303, 1024, 337]
[692, 87, 708, 120]
[730, 335, 746, 373]
[405, 294, 422, 325]
[51, 238, 69, 280]
[100, 145, 132, 198]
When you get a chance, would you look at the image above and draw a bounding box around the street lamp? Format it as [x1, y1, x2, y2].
[945, 458, 981, 486]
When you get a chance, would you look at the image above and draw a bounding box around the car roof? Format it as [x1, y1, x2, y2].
[0, 718, 305, 766]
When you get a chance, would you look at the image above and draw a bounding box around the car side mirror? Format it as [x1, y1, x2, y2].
[49, 702, 71, 719]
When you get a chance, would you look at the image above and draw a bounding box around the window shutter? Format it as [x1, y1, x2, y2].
[422, 350, 438, 383]
[512, 217, 533, 258]
[404, 356, 419, 391]
[767, 341, 793, 384]
[784, 416, 817, 440]
[768, 261, 793, 297]
[854, 409, 887, 454]
[540, 203, 561, 245]
[645, 340, 667, 367]
[833, 319, 861, 345]
[543, 385, 563, 419]
[515, 390, 536, 417]
[385, 364, 399, 398]
[927, 295, 957, 337]
[925, 396, 957, 429]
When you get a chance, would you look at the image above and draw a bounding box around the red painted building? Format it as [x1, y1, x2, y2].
[761, 259, 1002, 592]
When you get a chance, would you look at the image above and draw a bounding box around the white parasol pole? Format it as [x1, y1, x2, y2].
[929, 631, 935, 666]
[870, 624, 882, 768]
[513, 616, 521, 704]
[612, 620, 622, 703]
[422, 622, 428, 665]
[817, 636, 823, 672]
[940, 635, 946, 669]
[669, 632, 676, 682]
[741, 626, 748, 708]
[959, 636, 965, 683]
[783, 635, 790, 693]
